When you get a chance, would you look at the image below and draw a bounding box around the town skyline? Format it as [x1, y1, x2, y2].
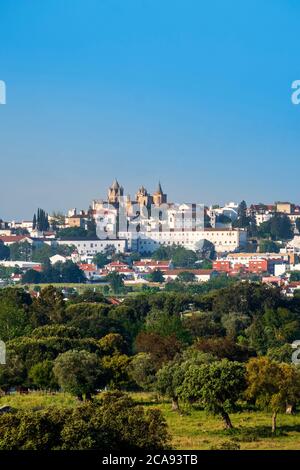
[2, 177, 300, 222]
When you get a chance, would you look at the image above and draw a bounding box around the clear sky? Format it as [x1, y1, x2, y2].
[1, 0, 300, 220]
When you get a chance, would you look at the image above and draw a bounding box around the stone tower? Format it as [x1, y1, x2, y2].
[107, 179, 124, 205]
[152, 182, 167, 206]
[135, 186, 153, 207]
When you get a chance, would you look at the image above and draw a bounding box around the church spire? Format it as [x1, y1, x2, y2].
[156, 181, 163, 194]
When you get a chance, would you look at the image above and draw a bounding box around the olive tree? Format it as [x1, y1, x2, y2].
[178, 359, 246, 429]
[246, 357, 300, 433]
[53, 350, 105, 400]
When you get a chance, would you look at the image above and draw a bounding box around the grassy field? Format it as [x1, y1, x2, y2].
[1, 391, 300, 450]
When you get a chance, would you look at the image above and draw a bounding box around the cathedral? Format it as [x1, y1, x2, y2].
[107, 179, 167, 207]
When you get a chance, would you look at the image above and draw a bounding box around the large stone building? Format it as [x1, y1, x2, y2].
[88, 180, 247, 254]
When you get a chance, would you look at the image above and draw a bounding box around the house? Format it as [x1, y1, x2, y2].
[133, 259, 172, 273]
[49, 254, 67, 265]
[0, 235, 32, 246]
[78, 263, 98, 280]
[105, 261, 129, 272]
[163, 269, 213, 282]
[57, 238, 127, 257]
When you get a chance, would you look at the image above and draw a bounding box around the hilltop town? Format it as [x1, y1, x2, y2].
[0, 180, 300, 296]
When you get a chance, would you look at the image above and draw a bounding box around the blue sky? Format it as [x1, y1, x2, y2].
[1, 0, 300, 220]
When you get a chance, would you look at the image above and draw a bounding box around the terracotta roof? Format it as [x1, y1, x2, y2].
[79, 263, 97, 271]
[106, 261, 128, 267]
[0, 235, 29, 243]
[163, 269, 212, 275]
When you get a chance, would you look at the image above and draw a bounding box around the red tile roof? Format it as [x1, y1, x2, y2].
[0, 235, 29, 243]
[79, 263, 97, 271]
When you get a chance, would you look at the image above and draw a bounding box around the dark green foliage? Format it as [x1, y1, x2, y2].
[290, 271, 300, 281]
[178, 359, 246, 428]
[135, 332, 183, 370]
[0, 393, 169, 450]
[0, 241, 9, 260]
[176, 271, 196, 282]
[148, 269, 164, 283]
[0, 288, 31, 341]
[30, 325, 81, 339]
[29, 286, 66, 326]
[22, 269, 42, 284]
[29, 360, 58, 390]
[258, 214, 293, 241]
[259, 240, 280, 253]
[106, 272, 125, 294]
[128, 353, 157, 390]
[9, 241, 32, 261]
[53, 350, 105, 399]
[184, 312, 225, 339]
[58, 227, 94, 240]
[92, 252, 109, 268]
[144, 310, 191, 344]
[194, 337, 255, 362]
[34, 208, 49, 232]
[33, 260, 86, 284]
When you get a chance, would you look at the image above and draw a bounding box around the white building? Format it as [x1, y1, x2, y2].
[49, 254, 68, 265]
[225, 252, 289, 266]
[118, 228, 247, 254]
[57, 238, 127, 257]
[208, 202, 239, 223]
[163, 269, 213, 282]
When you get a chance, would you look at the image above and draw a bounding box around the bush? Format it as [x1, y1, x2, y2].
[0, 392, 170, 450]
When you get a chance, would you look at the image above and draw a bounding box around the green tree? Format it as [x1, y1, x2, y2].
[22, 269, 41, 284]
[178, 360, 246, 429]
[9, 241, 32, 261]
[128, 353, 157, 391]
[106, 272, 125, 294]
[32, 213, 37, 230]
[53, 350, 105, 400]
[0, 393, 169, 450]
[152, 246, 172, 260]
[29, 360, 58, 390]
[144, 310, 191, 344]
[0, 297, 30, 341]
[30, 286, 66, 326]
[246, 357, 300, 432]
[31, 244, 53, 263]
[135, 332, 183, 370]
[259, 214, 293, 241]
[0, 241, 9, 260]
[233, 201, 250, 228]
[148, 269, 164, 283]
[177, 271, 196, 282]
[290, 271, 300, 281]
[194, 337, 254, 362]
[98, 333, 127, 355]
[58, 227, 91, 239]
[172, 247, 197, 268]
[92, 252, 109, 268]
[259, 239, 280, 253]
[102, 354, 131, 389]
[156, 361, 185, 412]
[0, 352, 27, 392]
